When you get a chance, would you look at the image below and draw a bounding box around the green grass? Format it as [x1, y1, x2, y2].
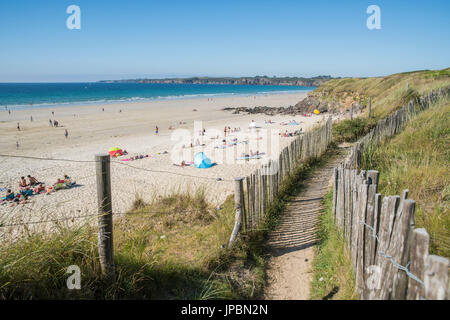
[332, 117, 378, 143]
[0, 190, 242, 299]
[311, 67, 450, 119]
[309, 191, 357, 300]
[361, 97, 450, 257]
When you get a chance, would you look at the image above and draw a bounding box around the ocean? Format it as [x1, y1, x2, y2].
[0, 83, 314, 110]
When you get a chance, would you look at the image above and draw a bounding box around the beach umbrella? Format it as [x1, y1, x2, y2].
[194, 152, 213, 169]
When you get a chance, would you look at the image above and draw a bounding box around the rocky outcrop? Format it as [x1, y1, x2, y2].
[223, 95, 366, 116]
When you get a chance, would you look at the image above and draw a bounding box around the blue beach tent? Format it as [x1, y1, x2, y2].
[194, 152, 213, 168]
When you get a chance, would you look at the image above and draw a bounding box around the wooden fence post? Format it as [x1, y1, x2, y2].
[391, 199, 416, 299]
[95, 154, 115, 282]
[406, 228, 429, 300]
[228, 177, 245, 248]
[356, 182, 369, 298]
[332, 168, 338, 221]
[424, 255, 449, 300]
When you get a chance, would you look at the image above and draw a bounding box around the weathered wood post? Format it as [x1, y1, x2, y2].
[95, 154, 115, 282]
[228, 177, 244, 248]
[424, 255, 449, 300]
[332, 167, 338, 221]
[407, 228, 429, 300]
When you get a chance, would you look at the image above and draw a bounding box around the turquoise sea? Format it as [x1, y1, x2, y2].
[0, 83, 314, 110]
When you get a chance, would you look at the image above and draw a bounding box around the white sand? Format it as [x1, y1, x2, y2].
[0, 92, 336, 239]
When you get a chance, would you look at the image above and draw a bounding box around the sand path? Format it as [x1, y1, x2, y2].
[264, 147, 347, 300]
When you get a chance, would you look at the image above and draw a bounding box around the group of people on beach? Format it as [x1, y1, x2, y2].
[224, 126, 241, 137]
[1, 174, 76, 205]
[280, 128, 303, 137]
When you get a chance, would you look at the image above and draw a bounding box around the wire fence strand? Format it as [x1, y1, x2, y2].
[360, 220, 425, 287]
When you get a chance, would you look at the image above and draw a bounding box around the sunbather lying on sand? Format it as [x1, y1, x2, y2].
[52, 175, 76, 190]
[27, 175, 39, 186]
[33, 183, 46, 193]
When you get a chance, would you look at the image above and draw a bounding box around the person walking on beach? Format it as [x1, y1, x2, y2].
[155, 126, 159, 135]
[49, 119, 52, 126]
[30, 116, 33, 122]
[64, 129, 68, 139]
[17, 122, 20, 131]
[16, 141, 19, 149]
[52, 111, 54, 116]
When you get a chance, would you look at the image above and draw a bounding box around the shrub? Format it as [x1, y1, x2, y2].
[332, 118, 376, 143]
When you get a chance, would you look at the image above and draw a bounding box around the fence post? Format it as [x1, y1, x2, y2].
[368, 97, 372, 118]
[406, 228, 429, 300]
[424, 255, 449, 300]
[332, 168, 338, 221]
[95, 154, 115, 282]
[228, 177, 244, 248]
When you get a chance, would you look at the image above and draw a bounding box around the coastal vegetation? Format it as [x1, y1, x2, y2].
[309, 190, 356, 300]
[0, 191, 240, 299]
[361, 97, 450, 257]
[311, 67, 450, 118]
[325, 68, 449, 143]
[331, 117, 377, 143]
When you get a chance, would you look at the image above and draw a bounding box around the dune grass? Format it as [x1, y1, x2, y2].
[361, 97, 450, 257]
[309, 190, 357, 300]
[0, 190, 250, 299]
[332, 117, 378, 143]
[313, 67, 450, 119]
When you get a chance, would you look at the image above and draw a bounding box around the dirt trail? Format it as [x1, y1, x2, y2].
[264, 148, 347, 300]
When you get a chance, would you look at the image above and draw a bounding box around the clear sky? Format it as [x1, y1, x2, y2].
[0, 0, 449, 82]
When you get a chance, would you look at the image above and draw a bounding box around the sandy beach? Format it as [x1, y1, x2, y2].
[0, 92, 337, 238]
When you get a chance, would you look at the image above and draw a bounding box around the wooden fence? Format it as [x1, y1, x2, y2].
[229, 116, 333, 246]
[333, 168, 449, 300]
[333, 88, 450, 299]
[344, 86, 450, 169]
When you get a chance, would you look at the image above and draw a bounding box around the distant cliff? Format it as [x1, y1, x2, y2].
[98, 76, 335, 87]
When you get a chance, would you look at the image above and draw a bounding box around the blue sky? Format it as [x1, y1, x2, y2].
[0, 0, 449, 82]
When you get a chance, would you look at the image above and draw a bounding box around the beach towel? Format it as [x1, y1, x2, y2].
[236, 155, 262, 160]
